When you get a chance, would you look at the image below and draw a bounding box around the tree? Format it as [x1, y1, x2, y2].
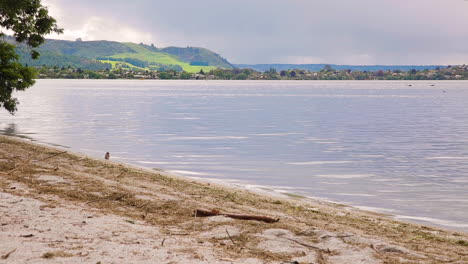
[374, 70, 385, 77]
[158, 71, 172, 79]
[235, 73, 248, 80]
[0, 0, 62, 113]
[179, 72, 192, 79]
[322, 65, 334, 72]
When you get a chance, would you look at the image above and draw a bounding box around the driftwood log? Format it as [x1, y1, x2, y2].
[194, 209, 279, 223]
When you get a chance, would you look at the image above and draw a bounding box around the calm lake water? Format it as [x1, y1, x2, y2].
[1, 79, 468, 231]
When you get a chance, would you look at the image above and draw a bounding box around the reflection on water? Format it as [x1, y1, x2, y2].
[1, 79, 468, 231]
[1, 123, 19, 136]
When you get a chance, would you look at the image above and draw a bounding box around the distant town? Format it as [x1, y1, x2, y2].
[36, 64, 468, 80]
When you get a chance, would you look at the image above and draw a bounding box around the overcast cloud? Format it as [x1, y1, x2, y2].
[43, 0, 468, 65]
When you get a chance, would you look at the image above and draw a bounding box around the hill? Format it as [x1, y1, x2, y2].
[235, 64, 445, 72]
[7, 37, 233, 72]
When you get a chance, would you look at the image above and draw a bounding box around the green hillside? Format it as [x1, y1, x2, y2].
[8, 37, 233, 72]
[16, 46, 111, 70]
[101, 43, 219, 72]
[160, 46, 232, 69]
[38, 39, 134, 59]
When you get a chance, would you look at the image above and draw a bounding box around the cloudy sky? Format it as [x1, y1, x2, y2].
[43, 0, 468, 65]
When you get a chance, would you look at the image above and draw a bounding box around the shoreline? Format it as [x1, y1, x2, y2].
[9, 129, 467, 233]
[10, 131, 464, 233]
[32, 78, 468, 82]
[29, 133, 468, 233]
[1, 135, 467, 263]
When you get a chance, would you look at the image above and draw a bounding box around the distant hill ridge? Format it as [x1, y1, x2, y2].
[6, 36, 233, 72]
[5, 36, 447, 73]
[235, 64, 446, 72]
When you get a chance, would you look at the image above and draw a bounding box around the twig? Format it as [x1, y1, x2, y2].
[161, 238, 166, 247]
[1, 248, 16, 259]
[284, 237, 330, 253]
[194, 209, 219, 217]
[194, 209, 279, 223]
[167, 232, 189, 236]
[320, 234, 353, 240]
[4, 152, 39, 175]
[225, 229, 236, 245]
[37, 151, 67, 162]
[225, 213, 279, 223]
[370, 244, 382, 255]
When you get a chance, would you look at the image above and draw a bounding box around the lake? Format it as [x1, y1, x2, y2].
[1, 79, 468, 231]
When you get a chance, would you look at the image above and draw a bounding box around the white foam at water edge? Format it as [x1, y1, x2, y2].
[244, 184, 275, 192]
[353, 206, 400, 214]
[315, 174, 374, 179]
[287, 161, 352, 165]
[167, 170, 223, 177]
[166, 170, 205, 176]
[394, 215, 468, 229]
[268, 186, 299, 190]
[111, 156, 133, 160]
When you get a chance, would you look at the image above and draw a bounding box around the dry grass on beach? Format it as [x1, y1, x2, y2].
[0, 135, 467, 263]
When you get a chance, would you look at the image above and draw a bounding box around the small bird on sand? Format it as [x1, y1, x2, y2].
[105, 152, 110, 161]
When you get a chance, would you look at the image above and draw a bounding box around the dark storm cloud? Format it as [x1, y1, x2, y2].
[44, 0, 468, 64]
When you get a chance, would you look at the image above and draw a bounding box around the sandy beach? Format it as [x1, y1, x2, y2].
[0, 135, 467, 263]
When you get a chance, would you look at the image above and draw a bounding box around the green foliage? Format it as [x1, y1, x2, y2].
[235, 64, 443, 72]
[160, 46, 233, 69]
[106, 43, 218, 73]
[0, 42, 36, 113]
[0, 0, 62, 113]
[234, 73, 248, 80]
[9, 37, 232, 73]
[98, 57, 148, 68]
[190, 61, 209, 66]
[18, 46, 111, 70]
[39, 39, 134, 59]
[158, 71, 173, 79]
[35, 64, 468, 81]
[321, 65, 335, 73]
[179, 72, 192, 79]
[0, 0, 62, 58]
